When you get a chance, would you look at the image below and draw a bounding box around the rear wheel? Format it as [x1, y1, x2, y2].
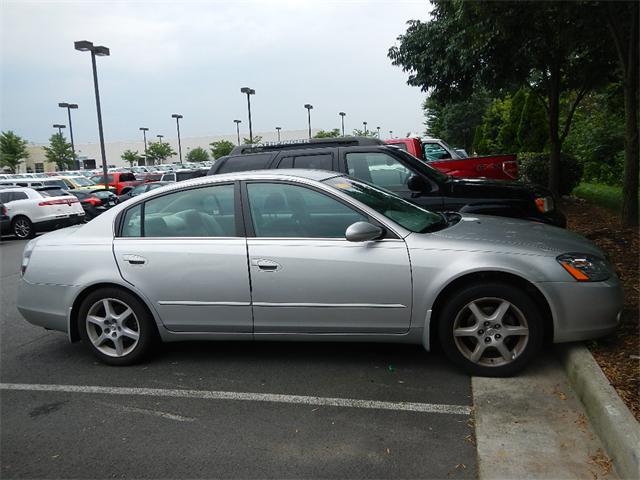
[438, 282, 543, 377]
[77, 288, 157, 365]
[12, 216, 35, 239]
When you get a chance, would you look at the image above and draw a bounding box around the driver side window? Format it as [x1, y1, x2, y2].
[345, 152, 415, 191]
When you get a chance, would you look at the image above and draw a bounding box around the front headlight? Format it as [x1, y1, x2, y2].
[535, 196, 554, 213]
[557, 253, 610, 282]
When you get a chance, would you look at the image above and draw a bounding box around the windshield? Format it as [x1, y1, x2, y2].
[324, 176, 444, 233]
[71, 176, 95, 186]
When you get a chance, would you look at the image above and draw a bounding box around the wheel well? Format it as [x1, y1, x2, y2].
[69, 283, 158, 342]
[429, 271, 554, 348]
[11, 214, 30, 224]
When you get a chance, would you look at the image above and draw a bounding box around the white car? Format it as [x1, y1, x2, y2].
[0, 187, 85, 239]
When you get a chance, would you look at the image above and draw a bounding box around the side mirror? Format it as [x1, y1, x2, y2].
[408, 175, 428, 192]
[345, 221, 384, 242]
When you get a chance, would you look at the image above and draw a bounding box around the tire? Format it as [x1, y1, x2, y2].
[12, 216, 35, 239]
[77, 287, 157, 366]
[437, 282, 544, 377]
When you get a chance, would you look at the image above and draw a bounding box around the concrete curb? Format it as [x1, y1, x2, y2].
[558, 344, 640, 479]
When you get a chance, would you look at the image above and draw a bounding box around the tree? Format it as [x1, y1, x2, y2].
[497, 88, 527, 152]
[146, 141, 176, 164]
[186, 147, 209, 162]
[43, 133, 74, 171]
[242, 135, 263, 146]
[474, 96, 512, 154]
[314, 129, 341, 138]
[0, 131, 29, 173]
[351, 129, 376, 137]
[389, 1, 613, 196]
[602, 1, 638, 225]
[424, 89, 491, 152]
[517, 92, 548, 152]
[121, 149, 140, 167]
[209, 140, 235, 159]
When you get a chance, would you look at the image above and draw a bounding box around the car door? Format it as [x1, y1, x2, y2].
[340, 149, 444, 212]
[113, 182, 253, 333]
[243, 180, 412, 334]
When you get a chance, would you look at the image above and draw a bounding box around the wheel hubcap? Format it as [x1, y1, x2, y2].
[85, 298, 140, 357]
[452, 297, 529, 367]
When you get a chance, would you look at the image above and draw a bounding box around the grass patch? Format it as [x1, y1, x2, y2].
[572, 182, 622, 211]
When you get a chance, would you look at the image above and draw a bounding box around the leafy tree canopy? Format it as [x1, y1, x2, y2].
[186, 146, 210, 162]
[242, 135, 263, 146]
[147, 141, 176, 164]
[43, 133, 74, 171]
[0, 130, 29, 173]
[314, 129, 341, 138]
[210, 140, 235, 159]
[121, 149, 140, 167]
[351, 129, 377, 138]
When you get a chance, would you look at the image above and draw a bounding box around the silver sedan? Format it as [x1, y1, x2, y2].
[16, 170, 623, 376]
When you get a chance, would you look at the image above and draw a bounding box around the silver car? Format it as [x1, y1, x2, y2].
[16, 170, 623, 376]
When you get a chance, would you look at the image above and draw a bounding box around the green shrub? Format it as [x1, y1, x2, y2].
[518, 152, 583, 195]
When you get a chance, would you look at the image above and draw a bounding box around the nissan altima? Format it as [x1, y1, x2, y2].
[16, 170, 623, 376]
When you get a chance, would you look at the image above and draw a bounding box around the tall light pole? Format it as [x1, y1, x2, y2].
[171, 114, 183, 165]
[363, 121, 368, 135]
[377, 126, 381, 138]
[275, 126, 282, 142]
[139, 127, 149, 165]
[52, 124, 66, 136]
[339, 112, 346, 136]
[157, 134, 164, 144]
[58, 103, 78, 167]
[304, 104, 313, 140]
[240, 87, 255, 144]
[389, 130, 393, 139]
[233, 119, 242, 145]
[75, 40, 110, 190]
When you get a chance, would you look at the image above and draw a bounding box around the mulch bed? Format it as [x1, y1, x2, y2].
[560, 197, 639, 422]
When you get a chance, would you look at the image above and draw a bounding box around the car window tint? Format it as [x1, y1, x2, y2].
[139, 184, 235, 237]
[0, 192, 9, 203]
[293, 154, 332, 170]
[278, 157, 293, 169]
[246, 183, 366, 238]
[121, 204, 142, 237]
[217, 154, 271, 174]
[120, 173, 137, 182]
[345, 152, 414, 191]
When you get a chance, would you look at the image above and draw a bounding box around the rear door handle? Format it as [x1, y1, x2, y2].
[122, 254, 147, 265]
[252, 259, 281, 271]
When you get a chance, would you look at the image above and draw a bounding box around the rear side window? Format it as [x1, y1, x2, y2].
[1, 191, 29, 202]
[278, 154, 333, 171]
[119, 173, 137, 182]
[216, 154, 272, 174]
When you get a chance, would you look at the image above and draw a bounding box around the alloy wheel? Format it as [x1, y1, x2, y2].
[13, 218, 31, 239]
[452, 297, 529, 367]
[85, 298, 140, 357]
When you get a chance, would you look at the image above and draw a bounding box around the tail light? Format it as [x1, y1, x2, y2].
[81, 196, 102, 206]
[502, 160, 518, 179]
[38, 198, 80, 206]
[1, 205, 6, 215]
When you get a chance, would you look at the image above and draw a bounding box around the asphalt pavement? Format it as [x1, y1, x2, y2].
[0, 236, 477, 479]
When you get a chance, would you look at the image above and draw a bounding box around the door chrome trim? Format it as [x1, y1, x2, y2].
[158, 301, 251, 306]
[253, 302, 406, 308]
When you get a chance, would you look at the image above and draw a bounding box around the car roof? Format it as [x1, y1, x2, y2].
[230, 136, 383, 155]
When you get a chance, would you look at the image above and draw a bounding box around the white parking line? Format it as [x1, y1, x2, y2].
[0, 382, 471, 416]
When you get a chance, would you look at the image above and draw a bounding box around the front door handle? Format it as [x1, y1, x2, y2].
[122, 254, 147, 265]
[252, 259, 281, 271]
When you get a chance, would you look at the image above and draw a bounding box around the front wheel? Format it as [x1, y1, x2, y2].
[438, 283, 544, 377]
[12, 216, 35, 239]
[77, 288, 157, 365]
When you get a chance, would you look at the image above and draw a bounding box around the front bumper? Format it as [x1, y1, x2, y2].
[538, 276, 624, 343]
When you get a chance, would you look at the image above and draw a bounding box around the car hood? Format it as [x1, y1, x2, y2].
[447, 177, 549, 199]
[425, 214, 603, 257]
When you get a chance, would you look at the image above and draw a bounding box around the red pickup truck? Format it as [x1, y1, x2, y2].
[386, 138, 518, 180]
[89, 172, 142, 195]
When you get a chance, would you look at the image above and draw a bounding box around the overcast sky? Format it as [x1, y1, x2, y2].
[1, 0, 429, 145]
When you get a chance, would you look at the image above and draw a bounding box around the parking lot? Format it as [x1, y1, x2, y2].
[1, 237, 477, 479]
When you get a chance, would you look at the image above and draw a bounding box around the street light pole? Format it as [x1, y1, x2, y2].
[171, 114, 183, 165]
[58, 103, 78, 167]
[52, 124, 66, 136]
[377, 126, 381, 138]
[75, 40, 110, 190]
[139, 127, 149, 165]
[389, 130, 393, 139]
[363, 121, 368, 135]
[157, 134, 164, 144]
[339, 112, 346, 136]
[275, 126, 281, 142]
[240, 87, 255, 144]
[304, 104, 313, 140]
[233, 119, 242, 145]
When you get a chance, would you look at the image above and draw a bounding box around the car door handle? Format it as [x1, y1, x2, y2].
[252, 259, 281, 271]
[122, 254, 147, 265]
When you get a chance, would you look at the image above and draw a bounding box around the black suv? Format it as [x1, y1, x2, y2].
[208, 137, 565, 227]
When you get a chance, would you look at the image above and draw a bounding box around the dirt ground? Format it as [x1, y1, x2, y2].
[561, 197, 639, 421]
